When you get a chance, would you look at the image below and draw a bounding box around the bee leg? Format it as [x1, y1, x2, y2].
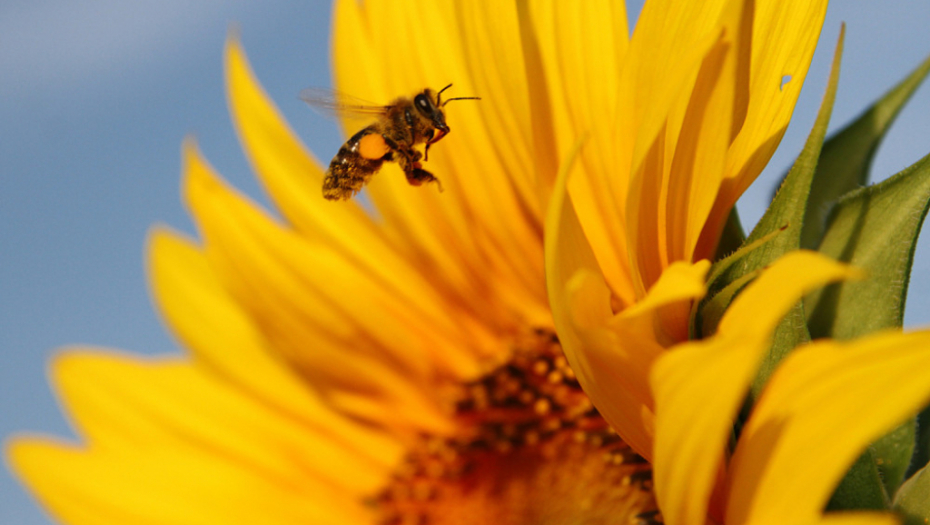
[395, 147, 443, 192]
[408, 165, 443, 193]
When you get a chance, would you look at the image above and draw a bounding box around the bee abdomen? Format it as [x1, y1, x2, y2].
[322, 127, 388, 200]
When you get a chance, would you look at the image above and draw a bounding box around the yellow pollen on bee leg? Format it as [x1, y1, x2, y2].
[358, 133, 391, 160]
[372, 329, 659, 525]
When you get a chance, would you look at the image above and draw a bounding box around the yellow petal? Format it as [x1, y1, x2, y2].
[545, 140, 604, 391]
[381, 1, 544, 279]
[723, 0, 829, 202]
[228, 37, 493, 328]
[573, 260, 710, 460]
[185, 139, 476, 371]
[719, 253, 863, 338]
[332, 0, 465, 248]
[225, 34, 379, 254]
[546, 145, 709, 458]
[332, 1, 553, 331]
[527, 0, 636, 303]
[457, 2, 543, 202]
[620, 0, 729, 185]
[615, 259, 710, 346]
[565, 267, 657, 459]
[149, 229, 326, 422]
[627, 0, 744, 290]
[7, 438, 368, 525]
[666, 0, 749, 264]
[567, 0, 725, 304]
[530, 0, 629, 169]
[43, 350, 392, 493]
[147, 227, 404, 460]
[651, 251, 858, 525]
[728, 330, 930, 524]
[180, 141, 459, 435]
[545, 140, 651, 454]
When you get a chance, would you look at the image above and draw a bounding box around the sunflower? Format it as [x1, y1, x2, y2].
[9, 1, 929, 525]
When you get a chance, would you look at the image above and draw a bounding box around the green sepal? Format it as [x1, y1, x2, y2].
[909, 407, 930, 477]
[698, 270, 757, 338]
[696, 29, 844, 373]
[801, 52, 930, 249]
[804, 152, 930, 503]
[894, 464, 930, 525]
[827, 449, 889, 511]
[713, 208, 747, 261]
[693, 225, 786, 338]
[875, 420, 919, 498]
[806, 152, 930, 338]
[830, 386, 917, 510]
[748, 303, 809, 400]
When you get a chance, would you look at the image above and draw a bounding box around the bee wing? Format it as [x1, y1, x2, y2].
[299, 87, 391, 121]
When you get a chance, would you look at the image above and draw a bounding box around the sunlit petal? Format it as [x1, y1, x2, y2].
[651, 251, 859, 525]
[8, 438, 367, 525]
[728, 330, 930, 524]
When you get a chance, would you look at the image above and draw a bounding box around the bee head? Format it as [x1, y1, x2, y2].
[414, 89, 449, 134]
[415, 84, 480, 135]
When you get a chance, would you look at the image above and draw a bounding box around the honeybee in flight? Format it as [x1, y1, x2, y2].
[301, 84, 479, 201]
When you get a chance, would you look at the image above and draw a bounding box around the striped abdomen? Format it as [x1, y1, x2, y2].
[322, 126, 392, 201]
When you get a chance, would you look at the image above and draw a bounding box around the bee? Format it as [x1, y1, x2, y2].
[301, 84, 479, 201]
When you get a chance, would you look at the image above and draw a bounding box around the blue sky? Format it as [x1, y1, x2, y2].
[2, 2, 930, 524]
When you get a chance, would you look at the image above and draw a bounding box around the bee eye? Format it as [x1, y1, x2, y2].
[415, 95, 430, 110]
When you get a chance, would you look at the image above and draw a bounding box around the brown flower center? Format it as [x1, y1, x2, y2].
[373, 329, 659, 525]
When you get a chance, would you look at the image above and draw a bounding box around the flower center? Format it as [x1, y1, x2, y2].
[373, 329, 659, 525]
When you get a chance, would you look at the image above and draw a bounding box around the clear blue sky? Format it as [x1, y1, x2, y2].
[2, 2, 930, 524]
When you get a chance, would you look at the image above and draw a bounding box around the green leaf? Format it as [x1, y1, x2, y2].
[827, 449, 889, 511]
[894, 464, 930, 525]
[801, 52, 930, 249]
[805, 152, 930, 338]
[697, 29, 844, 394]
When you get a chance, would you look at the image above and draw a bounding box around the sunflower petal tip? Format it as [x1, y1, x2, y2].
[847, 265, 867, 281]
[146, 223, 176, 247]
[146, 224, 197, 251]
[48, 349, 100, 384]
[222, 26, 248, 75]
[679, 259, 712, 281]
[226, 23, 242, 46]
[3, 436, 33, 476]
[181, 134, 199, 158]
[180, 139, 221, 197]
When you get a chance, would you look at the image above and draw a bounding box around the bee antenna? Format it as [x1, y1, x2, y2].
[436, 83, 454, 104]
[441, 96, 481, 108]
